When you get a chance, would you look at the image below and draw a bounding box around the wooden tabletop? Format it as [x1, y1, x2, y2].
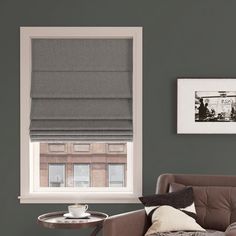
[38, 211, 108, 230]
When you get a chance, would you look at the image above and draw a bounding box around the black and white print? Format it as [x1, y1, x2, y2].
[195, 91, 236, 122]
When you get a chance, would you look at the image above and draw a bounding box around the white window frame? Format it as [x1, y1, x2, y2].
[19, 27, 142, 204]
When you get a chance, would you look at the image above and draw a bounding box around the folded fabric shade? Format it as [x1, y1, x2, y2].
[30, 38, 133, 141]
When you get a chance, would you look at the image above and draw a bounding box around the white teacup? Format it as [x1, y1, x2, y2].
[68, 204, 88, 217]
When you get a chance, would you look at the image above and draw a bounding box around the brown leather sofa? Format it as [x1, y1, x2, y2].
[103, 174, 236, 236]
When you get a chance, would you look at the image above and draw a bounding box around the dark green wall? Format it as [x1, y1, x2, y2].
[1, 0, 236, 235]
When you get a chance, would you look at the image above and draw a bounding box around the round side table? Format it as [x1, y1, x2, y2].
[38, 211, 108, 236]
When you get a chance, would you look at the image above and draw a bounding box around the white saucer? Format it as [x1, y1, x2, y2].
[63, 212, 91, 219]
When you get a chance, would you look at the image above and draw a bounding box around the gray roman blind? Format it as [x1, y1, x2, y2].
[30, 39, 133, 141]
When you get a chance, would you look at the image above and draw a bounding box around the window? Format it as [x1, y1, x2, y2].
[108, 164, 125, 187]
[48, 164, 65, 187]
[20, 27, 142, 203]
[74, 164, 90, 187]
[39, 142, 127, 188]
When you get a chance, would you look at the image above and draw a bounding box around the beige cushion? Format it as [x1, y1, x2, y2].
[145, 205, 205, 235]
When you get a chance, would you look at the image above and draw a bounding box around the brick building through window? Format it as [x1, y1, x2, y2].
[40, 143, 127, 188]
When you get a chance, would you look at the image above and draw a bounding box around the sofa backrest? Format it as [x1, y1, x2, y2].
[156, 174, 236, 231]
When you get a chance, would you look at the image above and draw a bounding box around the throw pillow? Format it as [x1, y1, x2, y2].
[145, 205, 205, 235]
[139, 187, 196, 219]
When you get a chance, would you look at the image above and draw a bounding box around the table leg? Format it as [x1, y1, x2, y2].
[90, 224, 102, 236]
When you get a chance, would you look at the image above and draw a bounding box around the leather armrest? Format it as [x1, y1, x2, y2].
[225, 222, 236, 236]
[103, 209, 149, 236]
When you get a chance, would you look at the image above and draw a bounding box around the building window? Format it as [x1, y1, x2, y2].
[20, 27, 142, 203]
[48, 164, 65, 187]
[39, 142, 127, 188]
[108, 164, 125, 187]
[74, 164, 90, 187]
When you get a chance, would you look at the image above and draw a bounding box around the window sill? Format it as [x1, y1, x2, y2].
[18, 192, 141, 204]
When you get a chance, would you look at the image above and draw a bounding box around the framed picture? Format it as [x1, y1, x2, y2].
[178, 78, 236, 134]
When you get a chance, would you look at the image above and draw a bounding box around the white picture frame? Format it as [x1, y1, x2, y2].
[178, 78, 236, 134]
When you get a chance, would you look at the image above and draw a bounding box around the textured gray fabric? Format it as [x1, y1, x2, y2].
[31, 71, 132, 98]
[149, 230, 224, 236]
[31, 99, 132, 119]
[30, 120, 132, 130]
[32, 39, 132, 71]
[30, 130, 132, 137]
[30, 38, 133, 141]
[30, 131, 132, 141]
[30, 136, 132, 141]
[30, 119, 132, 140]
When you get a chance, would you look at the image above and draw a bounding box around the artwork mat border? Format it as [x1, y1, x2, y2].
[177, 78, 236, 134]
